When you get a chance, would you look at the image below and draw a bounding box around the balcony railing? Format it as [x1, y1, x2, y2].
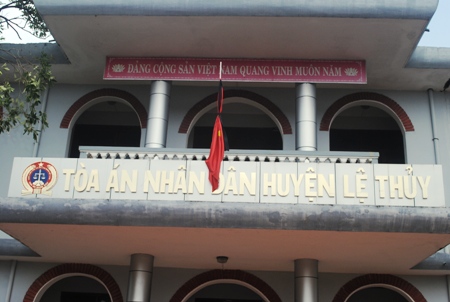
[79, 146, 379, 164]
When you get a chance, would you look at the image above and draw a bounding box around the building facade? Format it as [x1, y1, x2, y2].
[1, 1, 450, 301]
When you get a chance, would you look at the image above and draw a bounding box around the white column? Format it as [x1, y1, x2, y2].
[296, 83, 317, 151]
[145, 80, 171, 148]
[127, 254, 154, 302]
[294, 259, 318, 302]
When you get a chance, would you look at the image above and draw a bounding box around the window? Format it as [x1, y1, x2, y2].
[69, 100, 141, 158]
[348, 287, 409, 302]
[330, 105, 405, 163]
[188, 284, 263, 302]
[40, 276, 110, 302]
[189, 102, 282, 150]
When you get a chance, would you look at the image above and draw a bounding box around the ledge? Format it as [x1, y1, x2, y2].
[407, 46, 450, 69]
[0, 239, 40, 257]
[1, 197, 450, 234]
[34, 0, 438, 19]
[0, 43, 70, 64]
[412, 250, 450, 270]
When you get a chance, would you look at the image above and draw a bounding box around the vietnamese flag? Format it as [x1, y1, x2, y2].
[205, 81, 225, 191]
[206, 116, 224, 191]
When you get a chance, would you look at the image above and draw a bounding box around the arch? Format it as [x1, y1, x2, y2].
[178, 90, 292, 135]
[320, 92, 414, 132]
[332, 274, 426, 302]
[170, 269, 282, 302]
[23, 263, 123, 302]
[60, 88, 147, 129]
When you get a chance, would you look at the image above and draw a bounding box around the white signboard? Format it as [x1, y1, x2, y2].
[8, 157, 445, 207]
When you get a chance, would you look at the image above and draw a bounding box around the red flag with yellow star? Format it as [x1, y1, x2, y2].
[205, 81, 225, 191]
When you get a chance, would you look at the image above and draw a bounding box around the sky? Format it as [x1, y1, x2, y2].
[1, 1, 450, 47]
[419, 0, 450, 47]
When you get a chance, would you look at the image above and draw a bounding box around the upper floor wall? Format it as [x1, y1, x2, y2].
[1, 83, 449, 201]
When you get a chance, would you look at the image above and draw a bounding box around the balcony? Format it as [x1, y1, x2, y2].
[79, 146, 380, 163]
[3, 147, 450, 273]
[8, 146, 444, 208]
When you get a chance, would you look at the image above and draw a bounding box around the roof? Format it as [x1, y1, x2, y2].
[2, 0, 444, 91]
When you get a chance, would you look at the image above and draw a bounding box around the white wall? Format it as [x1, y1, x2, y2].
[1, 83, 447, 203]
[1, 261, 449, 302]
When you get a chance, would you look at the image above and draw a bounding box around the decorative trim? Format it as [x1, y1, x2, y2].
[320, 92, 414, 132]
[60, 88, 147, 129]
[23, 263, 123, 302]
[332, 274, 426, 302]
[178, 89, 292, 134]
[169, 269, 282, 302]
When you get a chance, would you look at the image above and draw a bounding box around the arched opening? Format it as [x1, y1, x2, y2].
[186, 283, 264, 302]
[69, 99, 141, 158]
[332, 274, 426, 302]
[170, 270, 281, 302]
[188, 99, 283, 150]
[347, 286, 410, 302]
[24, 263, 123, 302]
[40, 276, 111, 302]
[330, 104, 405, 163]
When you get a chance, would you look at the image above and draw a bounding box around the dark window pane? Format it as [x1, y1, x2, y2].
[330, 129, 405, 164]
[193, 127, 282, 150]
[61, 292, 111, 302]
[69, 124, 140, 158]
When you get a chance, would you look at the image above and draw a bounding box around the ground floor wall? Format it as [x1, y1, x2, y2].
[0, 260, 449, 302]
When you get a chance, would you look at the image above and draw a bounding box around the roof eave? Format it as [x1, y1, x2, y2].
[33, 0, 438, 19]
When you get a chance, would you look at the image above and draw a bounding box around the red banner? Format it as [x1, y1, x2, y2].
[104, 57, 366, 84]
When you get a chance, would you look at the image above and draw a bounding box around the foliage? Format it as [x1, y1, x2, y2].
[0, 53, 54, 140]
[0, 0, 49, 40]
[0, 0, 54, 141]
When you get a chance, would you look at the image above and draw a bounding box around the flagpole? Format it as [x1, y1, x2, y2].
[205, 61, 225, 192]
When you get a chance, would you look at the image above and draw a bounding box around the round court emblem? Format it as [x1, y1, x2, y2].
[22, 161, 58, 196]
